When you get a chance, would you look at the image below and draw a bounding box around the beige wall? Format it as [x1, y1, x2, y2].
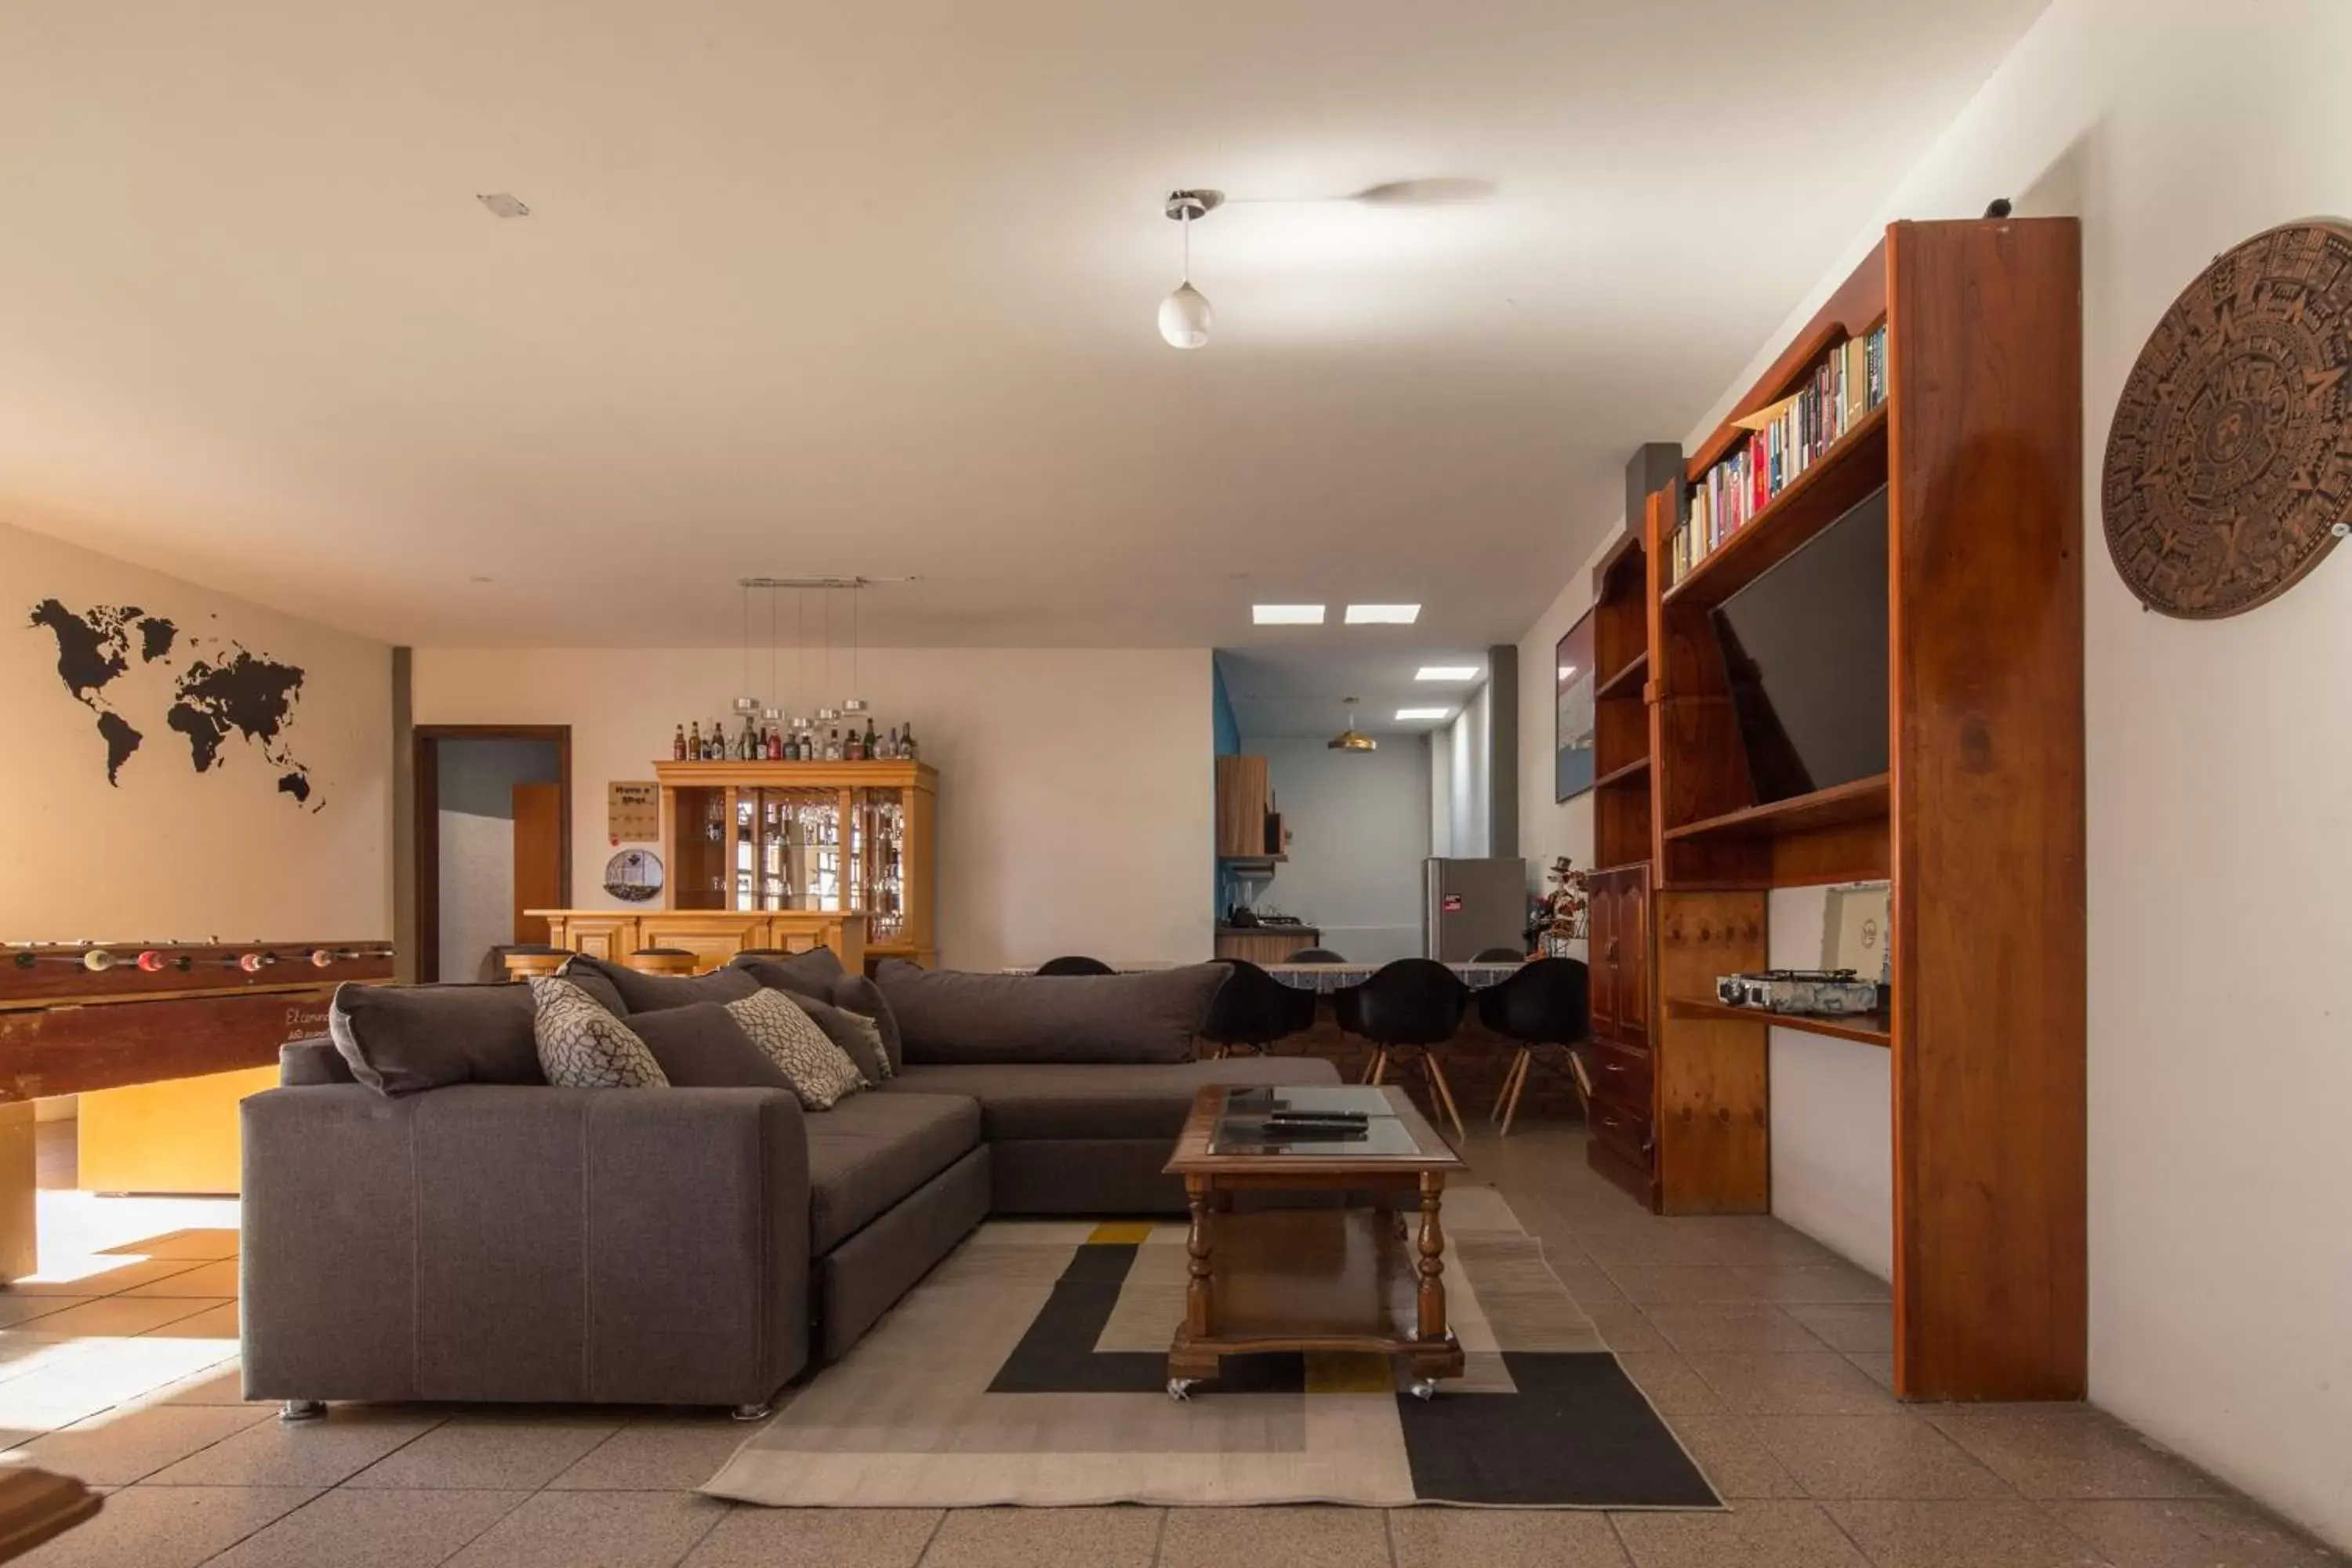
[1, 521, 390, 941]
[409, 646, 1214, 972]
[1673, 0, 2352, 1542]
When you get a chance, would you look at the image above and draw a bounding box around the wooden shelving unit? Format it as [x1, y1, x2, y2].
[1665, 995, 1890, 1048]
[1595, 218, 2085, 1404]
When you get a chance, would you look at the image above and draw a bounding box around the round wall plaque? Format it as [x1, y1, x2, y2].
[603, 848, 663, 903]
[2101, 221, 2352, 618]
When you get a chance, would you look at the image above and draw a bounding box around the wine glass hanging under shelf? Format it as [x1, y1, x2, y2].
[722, 787, 906, 941]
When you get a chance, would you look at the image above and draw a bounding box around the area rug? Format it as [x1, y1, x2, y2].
[702, 1186, 1721, 1509]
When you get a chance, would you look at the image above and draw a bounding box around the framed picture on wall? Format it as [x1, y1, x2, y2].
[1555, 608, 1597, 801]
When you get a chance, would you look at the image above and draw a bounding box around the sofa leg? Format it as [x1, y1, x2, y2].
[278, 1399, 327, 1423]
[730, 1400, 774, 1423]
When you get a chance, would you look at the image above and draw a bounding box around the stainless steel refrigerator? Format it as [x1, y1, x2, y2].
[1423, 858, 1529, 960]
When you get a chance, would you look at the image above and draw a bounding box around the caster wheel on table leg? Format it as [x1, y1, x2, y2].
[1409, 1379, 1438, 1402]
[279, 1399, 326, 1423]
[1167, 1378, 1198, 1402]
[730, 1401, 774, 1423]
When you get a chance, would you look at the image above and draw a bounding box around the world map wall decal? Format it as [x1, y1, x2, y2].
[27, 598, 323, 809]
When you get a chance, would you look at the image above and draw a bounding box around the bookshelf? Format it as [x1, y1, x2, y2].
[1599, 218, 2085, 1403]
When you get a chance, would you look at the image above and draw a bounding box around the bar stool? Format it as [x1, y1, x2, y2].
[1198, 959, 1318, 1058]
[499, 946, 569, 981]
[624, 947, 697, 976]
[1338, 959, 1470, 1142]
[1477, 956, 1591, 1137]
[1287, 947, 1347, 964]
[1036, 955, 1116, 976]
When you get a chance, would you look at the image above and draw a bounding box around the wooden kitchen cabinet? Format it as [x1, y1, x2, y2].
[1214, 755, 1277, 858]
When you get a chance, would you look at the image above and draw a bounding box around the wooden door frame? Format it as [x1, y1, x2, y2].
[414, 724, 572, 983]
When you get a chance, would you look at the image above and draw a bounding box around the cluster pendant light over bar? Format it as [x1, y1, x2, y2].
[1159, 190, 1221, 349]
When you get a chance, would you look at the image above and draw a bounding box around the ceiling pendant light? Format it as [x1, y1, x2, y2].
[813, 588, 839, 724]
[1327, 696, 1377, 753]
[840, 583, 869, 716]
[733, 583, 760, 714]
[760, 586, 783, 731]
[1158, 190, 1221, 349]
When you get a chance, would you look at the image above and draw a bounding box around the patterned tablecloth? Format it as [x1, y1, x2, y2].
[1261, 960, 1523, 993]
[1000, 960, 1527, 991]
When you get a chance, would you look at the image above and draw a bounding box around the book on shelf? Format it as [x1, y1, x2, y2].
[1668, 324, 1885, 586]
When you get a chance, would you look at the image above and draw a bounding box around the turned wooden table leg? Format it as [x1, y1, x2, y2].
[1417, 1171, 1447, 1341]
[1185, 1177, 1215, 1339]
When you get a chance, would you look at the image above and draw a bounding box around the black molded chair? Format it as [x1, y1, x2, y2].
[1336, 959, 1471, 1142]
[1287, 947, 1348, 964]
[1198, 959, 1318, 1058]
[1472, 946, 1527, 963]
[1036, 954, 1116, 976]
[1475, 956, 1592, 1136]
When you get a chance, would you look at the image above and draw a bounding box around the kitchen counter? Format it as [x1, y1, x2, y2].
[1214, 925, 1321, 964]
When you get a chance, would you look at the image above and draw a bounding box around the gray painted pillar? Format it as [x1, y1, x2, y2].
[1486, 644, 1518, 858]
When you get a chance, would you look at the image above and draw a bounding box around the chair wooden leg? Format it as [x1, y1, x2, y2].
[1499, 1047, 1533, 1138]
[1491, 1047, 1530, 1128]
[1366, 1048, 1388, 1086]
[1423, 1053, 1467, 1145]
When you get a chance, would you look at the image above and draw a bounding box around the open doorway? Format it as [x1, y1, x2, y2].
[415, 726, 571, 982]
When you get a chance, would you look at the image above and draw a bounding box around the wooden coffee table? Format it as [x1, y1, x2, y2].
[1162, 1084, 1468, 1400]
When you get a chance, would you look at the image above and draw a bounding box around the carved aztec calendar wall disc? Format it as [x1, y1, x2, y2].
[2102, 220, 2352, 618]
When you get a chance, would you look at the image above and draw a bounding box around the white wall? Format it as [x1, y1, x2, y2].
[1683, 0, 2352, 1542]
[1766, 884, 1893, 1280]
[1, 520, 390, 941]
[1249, 737, 1429, 964]
[411, 647, 1212, 972]
[1515, 524, 1622, 891]
[1440, 680, 1493, 857]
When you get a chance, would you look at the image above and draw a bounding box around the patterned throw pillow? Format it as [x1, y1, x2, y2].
[528, 977, 669, 1089]
[726, 987, 865, 1110]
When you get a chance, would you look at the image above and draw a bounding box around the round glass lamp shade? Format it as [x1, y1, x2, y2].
[1158, 283, 1212, 349]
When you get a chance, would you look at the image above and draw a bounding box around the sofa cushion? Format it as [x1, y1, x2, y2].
[882, 1056, 1343, 1142]
[564, 953, 759, 1014]
[727, 988, 865, 1110]
[783, 993, 893, 1086]
[328, 982, 546, 1095]
[529, 977, 669, 1089]
[552, 960, 629, 1018]
[732, 948, 844, 1001]
[803, 1092, 982, 1252]
[629, 1002, 793, 1090]
[875, 962, 1229, 1065]
[833, 973, 902, 1073]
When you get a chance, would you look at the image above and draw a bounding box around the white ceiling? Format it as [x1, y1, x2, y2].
[1219, 645, 1488, 739]
[0, 0, 2046, 651]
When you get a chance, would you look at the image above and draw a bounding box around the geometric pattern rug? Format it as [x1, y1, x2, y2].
[703, 1187, 1722, 1509]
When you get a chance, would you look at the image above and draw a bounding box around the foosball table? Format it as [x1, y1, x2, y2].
[0, 940, 394, 1282]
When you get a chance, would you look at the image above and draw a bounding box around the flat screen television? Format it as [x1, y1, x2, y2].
[1708, 485, 1889, 806]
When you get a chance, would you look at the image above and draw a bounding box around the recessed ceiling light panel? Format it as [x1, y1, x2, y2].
[1396, 706, 1452, 720]
[477, 192, 531, 218]
[1415, 666, 1479, 681]
[1252, 604, 1326, 625]
[1345, 604, 1420, 624]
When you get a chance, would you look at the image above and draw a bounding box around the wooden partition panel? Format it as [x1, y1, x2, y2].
[1887, 218, 2085, 1399]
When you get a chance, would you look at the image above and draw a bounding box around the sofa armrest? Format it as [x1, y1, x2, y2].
[241, 1084, 811, 1407]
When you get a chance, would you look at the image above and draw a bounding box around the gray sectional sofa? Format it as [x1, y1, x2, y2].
[240, 953, 1340, 1418]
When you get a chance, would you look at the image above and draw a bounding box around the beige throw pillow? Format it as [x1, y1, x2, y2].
[528, 977, 669, 1089]
[726, 987, 864, 1110]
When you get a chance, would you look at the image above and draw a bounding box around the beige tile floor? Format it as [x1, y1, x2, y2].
[7, 1120, 2343, 1568]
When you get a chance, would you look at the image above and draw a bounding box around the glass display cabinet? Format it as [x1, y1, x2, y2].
[658, 760, 938, 968]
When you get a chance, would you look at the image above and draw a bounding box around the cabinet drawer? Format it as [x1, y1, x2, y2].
[1587, 1037, 1653, 1114]
[1587, 1095, 1653, 1173]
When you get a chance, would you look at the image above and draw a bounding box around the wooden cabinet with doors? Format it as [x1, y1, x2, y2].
[1581, 862, 1656, 1203]
[1214, 755, 1279, 859]
[659, 759, 938, 968]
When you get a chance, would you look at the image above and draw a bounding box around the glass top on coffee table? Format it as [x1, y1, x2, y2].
[1193, 1084, 1456, 1161]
